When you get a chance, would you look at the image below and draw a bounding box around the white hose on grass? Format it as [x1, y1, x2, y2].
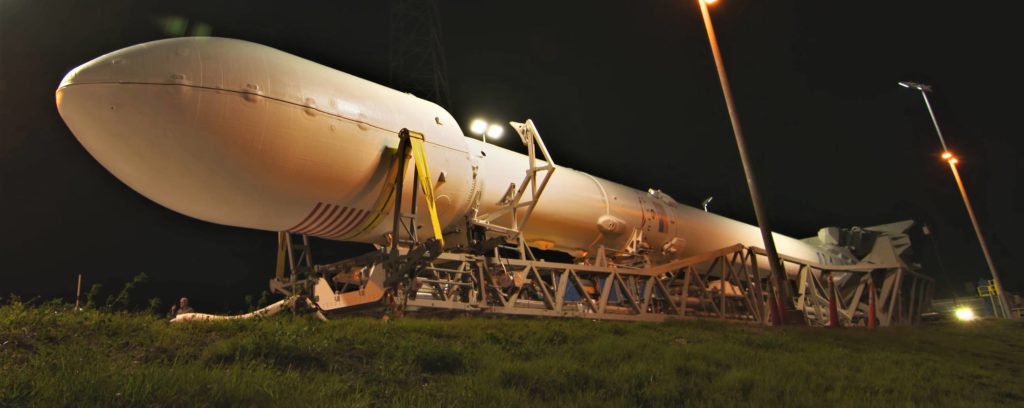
[169, 296, 327, 323]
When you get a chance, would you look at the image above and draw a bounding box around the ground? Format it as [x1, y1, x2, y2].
[2, 302, 1022, 407]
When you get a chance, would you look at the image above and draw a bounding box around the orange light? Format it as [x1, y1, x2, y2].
[949, 158, 959, 164]
[941, 152, 953, 160]
[704, 0, 719, 4]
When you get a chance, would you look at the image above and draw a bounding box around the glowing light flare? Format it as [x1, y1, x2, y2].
[949, 158, 959, 165]
[486, 124, 503, 139]
[469, 119, 487, 135]
[703, 0, 719, 4]
[941, 152, 953, 160]
[954, 306, 976, 321]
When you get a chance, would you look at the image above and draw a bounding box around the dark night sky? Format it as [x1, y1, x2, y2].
[1, 1, 1021, 311]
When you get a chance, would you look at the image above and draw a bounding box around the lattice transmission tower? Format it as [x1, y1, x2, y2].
[388, 0, 452, 108]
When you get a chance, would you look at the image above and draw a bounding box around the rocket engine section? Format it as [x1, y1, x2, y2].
[56, 37, 824, 271]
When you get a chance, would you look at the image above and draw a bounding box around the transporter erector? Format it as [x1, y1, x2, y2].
[57, 38, 930, 324]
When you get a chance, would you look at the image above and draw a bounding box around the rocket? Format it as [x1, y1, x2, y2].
[56, 37, 826, 268]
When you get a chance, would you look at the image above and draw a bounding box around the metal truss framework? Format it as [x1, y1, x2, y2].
[771, 248, 935, 327]
[398, 244, 771, 322]
[269, 232, 314, 297]
[471, 119, 556, 263]
[304, 244, 933, 327]
[388, 0, 451, 108]
[310, 244, 766, 323]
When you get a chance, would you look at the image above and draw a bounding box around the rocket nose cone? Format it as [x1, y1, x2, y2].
[56, 52, 103, 114]
[53, 38, 245, 229]
[57, 65, 79, 90]
[53, 37, 314, 233]
[57, 38, 187, 117]
[55, 64, 101, 118]
[57, 45, 137, 92]
[57, 37, 208, 90]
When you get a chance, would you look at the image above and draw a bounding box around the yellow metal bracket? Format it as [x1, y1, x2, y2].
[406, 130, 445, 246]
[335, 129, 444, 247]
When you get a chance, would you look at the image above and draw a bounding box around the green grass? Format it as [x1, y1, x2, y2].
[2, 303, 1023, 407]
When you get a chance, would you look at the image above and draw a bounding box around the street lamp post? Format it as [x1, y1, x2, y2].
[899, 81, 1011, 318]
[697, 0, 792, 323]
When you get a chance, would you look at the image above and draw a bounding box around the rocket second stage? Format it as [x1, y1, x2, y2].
[57, 37, 823, 267]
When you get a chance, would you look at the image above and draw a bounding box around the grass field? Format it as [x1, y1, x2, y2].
[2, 301, 1023, 407]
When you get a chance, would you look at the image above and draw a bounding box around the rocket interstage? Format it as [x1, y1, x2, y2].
[56, 37, 823, 270]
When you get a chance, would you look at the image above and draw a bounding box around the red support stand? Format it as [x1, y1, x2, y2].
[867, 279, 877, 330]
[828, 274, 840, 328]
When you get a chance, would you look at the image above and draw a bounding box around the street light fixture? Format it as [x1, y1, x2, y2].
[899, 81, 1011, 318]
[899, 81, 933, 93]
[470, 119, 487, 135]
[469, 118, 503, 144]
[697, 0, 791, 324]
[486, 124, 503, 140]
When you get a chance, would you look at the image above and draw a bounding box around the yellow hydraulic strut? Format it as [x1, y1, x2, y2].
[339, 129, 443, 246]
[406, 130, 445, 246]
[272, 129, 443, 298]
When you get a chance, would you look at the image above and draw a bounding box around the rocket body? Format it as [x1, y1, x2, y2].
[57, 37, 822, 267]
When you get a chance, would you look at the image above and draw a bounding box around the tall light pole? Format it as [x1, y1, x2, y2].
[698, 0, 791, 322]
[899, 81, 1010, 318]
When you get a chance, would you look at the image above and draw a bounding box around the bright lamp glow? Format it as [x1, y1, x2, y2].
[941, 152, 953, 160]
[949, 158, 959, 164]
[486, 124, 503, 139]
[954, 306, 976, 321]
[704, 0, 718, 4]
[469, 119, 487, 135]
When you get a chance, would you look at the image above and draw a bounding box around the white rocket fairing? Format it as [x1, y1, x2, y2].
[56, 37, 825, 267]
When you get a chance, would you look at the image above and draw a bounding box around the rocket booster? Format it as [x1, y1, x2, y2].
[56, 37, 822, 265]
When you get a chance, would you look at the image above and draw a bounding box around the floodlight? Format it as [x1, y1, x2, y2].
[486, 124, 503, 139]
[470, 119, 487, 135]
[954, 306, 976, 321]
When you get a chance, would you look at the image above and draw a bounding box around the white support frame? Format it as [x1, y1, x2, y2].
[751, 247, 934, 327]
[474, 119, 556, 235]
